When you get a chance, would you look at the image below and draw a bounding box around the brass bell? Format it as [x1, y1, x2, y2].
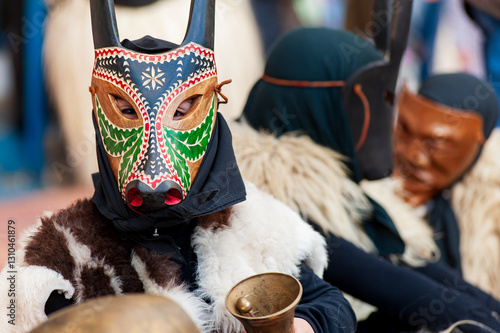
[29, 293, 200, 333]
[225, 272, 303, 333]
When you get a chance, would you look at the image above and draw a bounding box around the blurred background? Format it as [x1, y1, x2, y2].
[0, 0, 498, 266]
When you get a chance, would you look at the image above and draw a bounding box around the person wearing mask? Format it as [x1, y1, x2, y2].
[392, 72, 500, 300]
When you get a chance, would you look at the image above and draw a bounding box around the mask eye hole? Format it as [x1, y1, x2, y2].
[384, 91, 394, 106]
[396, 120, 411, 138]
[115, 97, 138, 119]
[174, 95, 202, 120]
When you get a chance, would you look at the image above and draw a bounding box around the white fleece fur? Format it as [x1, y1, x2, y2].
[192, 181, 328, 333]
[451, 129, 500, 300]
[0, 266, 75, 333]
[230, 121, 376, 253]
[43, 0, 264, 185]
[0, 216, 74, 333]
[231, 121, 439, 265]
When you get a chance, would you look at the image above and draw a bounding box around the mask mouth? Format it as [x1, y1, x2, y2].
[125, 180, 185, 212]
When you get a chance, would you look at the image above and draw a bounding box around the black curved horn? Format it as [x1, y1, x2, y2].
[181, 0, 216, 50]
[90, 0, 121, 49]
[372, 0, 390, 55]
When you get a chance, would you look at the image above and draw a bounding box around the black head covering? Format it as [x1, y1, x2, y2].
[417, 73, 498, 273]
[419, 73, 498, 142]
[243, 28, 383, 182]
[242, 28, 405, 256]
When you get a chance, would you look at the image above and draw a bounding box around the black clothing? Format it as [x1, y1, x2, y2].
[322, 234, 500, 333]
[428, 194, 462, 274]
[45, 291, 75, 316]
[296, 265, 357, 333]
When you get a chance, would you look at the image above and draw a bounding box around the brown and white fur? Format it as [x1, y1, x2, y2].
[42, 0, 264, 185]
[0, 181, 327, 333]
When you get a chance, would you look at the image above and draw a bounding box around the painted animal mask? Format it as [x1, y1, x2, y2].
[89, 0, 218, 212]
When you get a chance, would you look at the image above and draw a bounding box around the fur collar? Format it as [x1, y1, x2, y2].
[230, 120, 375, 252]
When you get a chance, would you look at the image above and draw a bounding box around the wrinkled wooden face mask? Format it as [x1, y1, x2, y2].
[393, 86, 485, 206]
[89, 0, 219, 212]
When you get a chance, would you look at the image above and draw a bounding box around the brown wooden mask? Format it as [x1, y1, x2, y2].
[393, 86, 485, 206]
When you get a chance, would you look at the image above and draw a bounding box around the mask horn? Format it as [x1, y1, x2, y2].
[181, 0, 216, 50]
[372, 0, 390, 54]
[90, 0, 121, 49]
[387, 0, 413, 69]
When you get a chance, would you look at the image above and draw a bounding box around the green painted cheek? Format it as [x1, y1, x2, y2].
[163, 95, 216, 191]
[95, 95, 144, 191]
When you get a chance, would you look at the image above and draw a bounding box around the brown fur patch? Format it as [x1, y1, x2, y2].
[63, 199, 145, 294]
[25, 198, 144, 298]
[133, 246, 182, 287]
[24, 215, 76, 283]
[78, 266, 116, 300]
[196, 207, 232, 231]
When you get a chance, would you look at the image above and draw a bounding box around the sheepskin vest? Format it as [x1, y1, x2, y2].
[0, 182, 327, 333]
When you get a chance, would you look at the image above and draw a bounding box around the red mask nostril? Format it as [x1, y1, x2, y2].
[165, 189, 182, 206]
[127, 188, 143, 207]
